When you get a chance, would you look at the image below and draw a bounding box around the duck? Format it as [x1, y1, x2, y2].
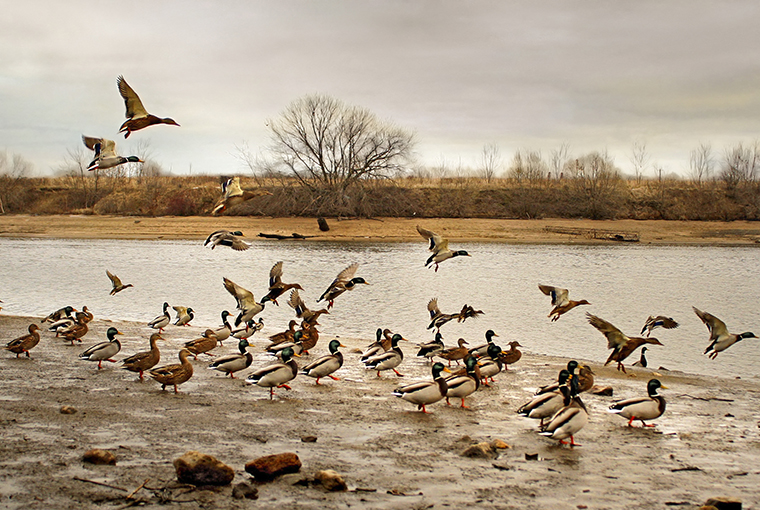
[41, 306, 76, 324]
[212, 311, 233, 345]
[82, 135, 142, 171]
[538, 285, 590, 322]
[80, 306, 94, 323]
[203, 230, 250, 251]
[149, 348, 194, 393]
[538, 377, 589, 447]
[184, 329, 219, 359]
[232, 318, 264, 340]
[632, 346, 649, 368]
[587, 313, 664, 373]
[246, 346, 300, 399]
[61, 320, 89, 345]
[444, 355, 481, 408]
[287, 289, 328, 326]
[693, 307, 757, 360]
[476, 343, 505, 385]
[536, 361, 579, 395]
[208, 338, 253, 378]
[301, 339, 345, 385]
[416, 225, 471, 272]
[268, 319, 299, 346]
[427, 298, 483, 332]
[106, 270, 133, 295]
[417, 332, 445, 360]
[116, 75, 180, 139]
[5, 324, 41, 358]
[365, 333, 405, 377]
[360, 328, 393, 363]
[436, 338, 469, 366]
[498, 341, 523, 370]
[574, 364, 595, 393]
[297, 322, 320, 354]
[211, 176, 273, 215]
[468, 329, 499, 357]
[148, 302, 171, 332]
[79, 327, 123, 369]
[608, 379, 667, 427]
[223, 277, 264, 326]
[261, 261, 304, 306]
[518, 369, 571, 427]
[121, 332, 163, 381]
[317, 263, 369, 309]
[57, 309, 93, 336]
[173, 306, 195, 327]
[392, 362, 449, 413]
[640, 315, 679, 337]
[267, 330, 305, 357]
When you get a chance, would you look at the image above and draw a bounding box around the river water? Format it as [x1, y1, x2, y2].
[0, 237, 757, 379]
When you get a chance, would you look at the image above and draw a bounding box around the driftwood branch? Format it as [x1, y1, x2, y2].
[678, 394, 734, 402]
[258, 232, 316, 240]
[73, 476, 127, 492]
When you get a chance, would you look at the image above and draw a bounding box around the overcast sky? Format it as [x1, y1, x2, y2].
[2, 1, 760, 177]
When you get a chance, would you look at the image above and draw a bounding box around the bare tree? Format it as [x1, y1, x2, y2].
[629, 140, 650, 184]
[689, 143, 713, 186]
[566, 151, 623, 219]
[0, 151, 33, 213]
[721, 142, 760, 192]
[508, 149, 547, 184]
[550, 143, 570, 180]
[480, 143, 501, 183]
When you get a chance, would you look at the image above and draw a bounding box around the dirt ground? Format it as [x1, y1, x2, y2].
[1, 314, 759, 510]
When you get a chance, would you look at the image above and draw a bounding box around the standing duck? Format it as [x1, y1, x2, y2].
[518, 369, 571, 427]
[79, 327, 123, 369]
[173, 306, 195, 327]
[223, 277, 264, 326]
[288, 289, 328, 327]
[150, 348, 194, 393]
[267, 330, 305, 357]
[640, 315, 679, 337]
[538, 377, 589, 447]
[417, 332, 445, 360]
[208, 338, 253, 378]
[477, 343, 505, 385]
[184, 330, 219, 359]
[246, 346, 300, 399]
[498, 341, 523, 370]
[444, 355, 481, 408]
[106, 270, 133, 295]
[301, 339, 345, 385]
[203, 230, 250, 251]
[632, 346, 649, 368]
[693, 307, 757, 359]
[232, 318, 264, 340]
[365, 334, 406, 377]
[416, 225, 470, 272]
[609, 379, 667, 427]
[261, 261, 303, 306]
[117, 75, 179, 138]
[361, 328, 394, 363]
[61, 319, 89, 345]
[148, 302, 171, 332]
[436, 338, 469, 366]
[5, 324, 41, 358]
[392, 362, 449, 413]
[212, 311, 233, 346]
[41, 306, 76, 324]
[268, 319, 299, 346]
[83, 136, 142, 171]
[538, 285, 590, 322]
[317, 263, 369, 309]
[121, 332, 163, 381]
[587, 313, 663, 373]
[536, 361, 578, 395]
[468, 330, 499, 357]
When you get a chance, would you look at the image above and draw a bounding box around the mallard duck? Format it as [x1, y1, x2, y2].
[640, 315, 679, 337]
[297, 323, 320, 354]
[416, 225, 470, 272]
[417, 332, 445, 360]
[317, 263, 369, 309]
[427, 298, 482, 332]
[232, 318, 264, 340]
[5, 324, 41, 358]
[301, 339, 345, 385]
[365, 333, 405, 377]
[211, 176, 272, 215]
[287, 289, 328, 326]
[609, 379, 667, 427]
[693, 307, 757, 360]
[61, 320, 89, 345]
[212, 310, 232, 345]
[203, 230, 250, 251]
[41, 306, 76, 324]
[632, 346, 649, 367]
[149, 348, 194, 393]
[106, 270, 133, 295]
[498, 341, 523, 369]
[208, 338, 253, 378]
[117, 75, 179, 139]
[184, 329, 218, 359]
[267, 330, 305, 357]
[444, 355, 481, 408]
[476, 343, 504, 385]
[82, 136, 142, 171]
[538, 378, 589, 447]
[261, 261, 304, 306]
[538, 285, 590, 322]
[79, 327, 123, 369]
[223, 277, 264, 326]
[392, 362, 449, 413]
[121, 332, 163, 381]
[246, 346, 300, 399]
[173, 306, 195, 327]
[360, 328, 391, 362]
[536, 361, 578, 395]
[587, 313, 664, 373]
[436, 338, 469, 366]
[575, 364, 595, 393]
[468, 330, 499, 357]
[518, 369, 571, 426]
[268, 319, 299, 346]
[148, 302, 171, 332]
[80, 306, 94, 323]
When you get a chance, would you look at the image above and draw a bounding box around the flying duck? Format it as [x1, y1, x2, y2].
[416, 225, 470, 272]
[538, 285, 590, 322]
[640, 315, 679, 337]
[261, 261, 304, 306]
[117, 75, 179, 138]
[223, 277, 264, 326]
[106, 270, 133, 295]
[82, 136, 142, 171]
[587, 313, 663, 373]
[693, 307, 757, 359]
[203, 230, 250, 251]
[317, 263, 369, 309]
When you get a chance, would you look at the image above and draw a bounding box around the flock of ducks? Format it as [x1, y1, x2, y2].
[3, 225, 757, 448]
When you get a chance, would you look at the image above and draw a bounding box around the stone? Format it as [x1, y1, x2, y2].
[590, 386, 614, 396]
[704, 498, 742, 510]
[245, 452, 302, 481]
[317, 217, 330, 232]
[60, 406, 77, 414]
[461, 442, 496, 459]
[315, 469, 348, 491]
[82, 449, 116, 465]
[490, 439, 511, 449]
[232, 482, 259, 500]
[301, 435, 318, 443]
[173, 451, 234, 486]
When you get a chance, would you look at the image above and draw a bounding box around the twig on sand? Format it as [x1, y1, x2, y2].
[678, 394, 734, 402]
[73, 476, 127, 492]
[126, 479, 150, 499]
[671, 466, 702, 472]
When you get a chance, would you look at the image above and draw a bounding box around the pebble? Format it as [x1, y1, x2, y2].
[173, 451, 234, 486]
[82, 449, 116, 465]
[315, 469, 348, 491]
[245, 452, 302, 481]
[461, 442, 497, 459]
[60, 406, 77, 415]
[590, 385, 614, 396]
[704, 498, 742, 510]
[232, 482, 259, 500]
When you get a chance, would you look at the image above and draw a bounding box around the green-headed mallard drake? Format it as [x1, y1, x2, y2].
[301, 339, 345, 385]
[538, 376, 588, 447]
[212, 310, 232, 345]
[498, 341, 523, 369]
[261, 261, 304, 306]
[468, 329, 499, 357]
[172, 306, 194, 327]
[106, 270, 133, 295]
[365, 333, 405, 377]
[536, 360, 578, 395]
[184, 329, 218, 359]
[41, 306, 76, 324]
[268, 319, 298, 346]
[640, 315, 679, 337]
[444, 355, 480, 408]
[246, 346, 300, 399]
[477, 342, 504, 385]
[518, 369, 571, 426]
[267, 330, 305, 357]
[79, 327, 122, 369]
[538, 285, 590, 322]
[416, 225, 470, 272]
[609, 378, 667, 427]
[82, 135, 142, 171]
[223, 277, 264, 326]
[693, 307, 757, 360]
[632, 346, 649, 367]
[208, 338, 252, 378]
[417, 331, 445, 360]
[121, 332, 163, 381]
[5, 324, 41, 358]
[148, 302, 171, 332]
[392, 362, 449, 413]
[587, 313, 664, 373]
[436, 338, 469, 366]
[317, 263, 369, 309]
[150, 348, 194, 393]
[211, 176, 272, 215]
[117, 75, 179, 139]
[361, 328, 393, 363]
[288, 289, 328, 326]
[232, 317, 264, 340]
[203, 230, 250, 251]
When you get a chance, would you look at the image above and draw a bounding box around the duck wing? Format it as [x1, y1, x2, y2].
[117, 75, 148, 119]
[269, 261, 284, 288]
[106, 270, 123, 288]
[587, 313, 628, 350]
[693, 307, 728, 341]
[538, 285, 569, 307]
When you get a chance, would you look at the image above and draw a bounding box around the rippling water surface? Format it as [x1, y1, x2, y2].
[1, 238, 758, 379]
